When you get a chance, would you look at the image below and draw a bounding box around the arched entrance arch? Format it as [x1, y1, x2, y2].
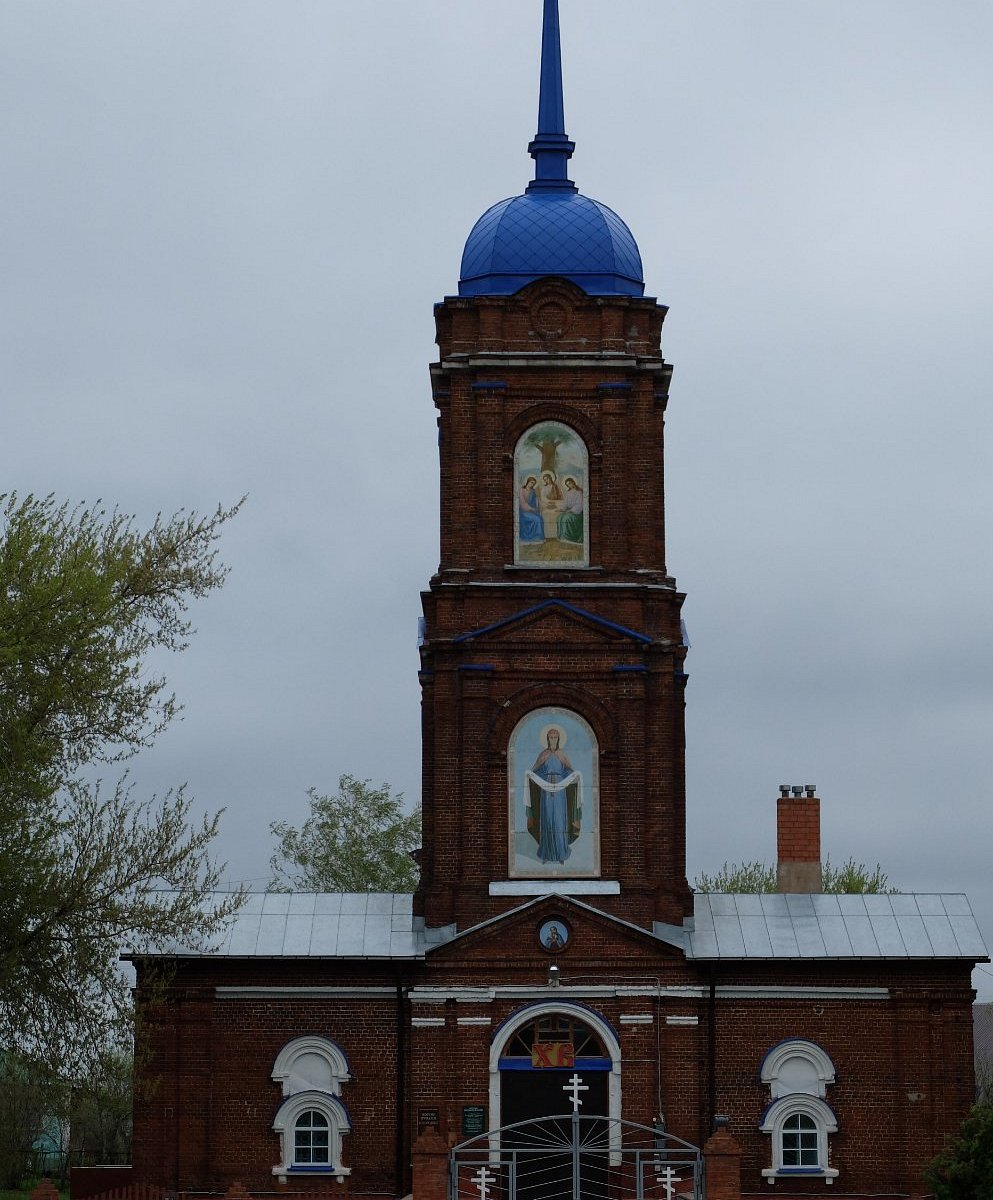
[488, 1001, 621, 1140]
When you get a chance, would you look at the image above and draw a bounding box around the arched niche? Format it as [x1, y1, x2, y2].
[514, 422, 589, 567]
[508, 707, 600, 879]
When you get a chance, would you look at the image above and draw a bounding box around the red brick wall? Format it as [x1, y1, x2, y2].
[417, 281, 690, 931]
[132, 927, 975, 1197]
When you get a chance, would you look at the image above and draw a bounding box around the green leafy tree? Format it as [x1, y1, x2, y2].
[0, 1052, 63, 1188]
[270, 775, 421, 892]
[68, 1045, 133, 1169]
[0, 493, 243, 1075]
[925, 1103, 993, 1200]
[694, 857, 896, 893]
[694, 861, 776, 893]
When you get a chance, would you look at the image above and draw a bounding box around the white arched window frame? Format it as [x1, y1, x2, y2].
[759, 1040, 838, 1183]
[272, 1090, 352, 1182]
[759, 1095, 838, 1182]
[271, 1035, 351, 1098]
[271, 1037, 352, 1182]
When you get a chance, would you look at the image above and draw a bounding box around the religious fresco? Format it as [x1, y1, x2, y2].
[514, 422, 588, 567]
[508, 707, 600, 878]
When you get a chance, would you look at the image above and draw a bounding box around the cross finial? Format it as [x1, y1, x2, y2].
[527, 0, 577, 193]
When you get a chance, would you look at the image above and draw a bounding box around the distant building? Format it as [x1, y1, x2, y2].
[127, 3, 987, 1198]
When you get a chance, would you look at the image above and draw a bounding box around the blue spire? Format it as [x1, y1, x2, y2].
[526, 0, 577, 193]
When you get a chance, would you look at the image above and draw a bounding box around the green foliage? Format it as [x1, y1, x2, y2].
[925, 1103, 993, 1200]
[0, 1054, 63, 1189]
[0, 493, 243, 1075]
[821, 857, 893, 893]
[694, 861, 776, 893]
[67, 1046, 132, 1168]
[693, 857, 896, 893]
[270, 775, 421, 893]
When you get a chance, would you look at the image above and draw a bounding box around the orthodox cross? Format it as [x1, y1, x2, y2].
[562, 1072, 588, 1112]
[471, 1165, 496, 1200]
[654, 1166, 684, 1200]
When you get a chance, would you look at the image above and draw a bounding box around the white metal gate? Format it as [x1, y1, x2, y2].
[450, 1114, 702, 1200]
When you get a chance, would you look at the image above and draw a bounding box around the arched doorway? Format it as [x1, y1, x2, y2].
[489, 1001, 621, 1130]
[490, 1005, 617, 1200]
[497, 1008, 612, 1126]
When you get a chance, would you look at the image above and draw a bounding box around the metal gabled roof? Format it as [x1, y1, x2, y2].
[684, 892, 988, 962]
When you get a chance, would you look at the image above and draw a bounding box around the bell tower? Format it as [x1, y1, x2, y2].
[415, 0, 689, 932]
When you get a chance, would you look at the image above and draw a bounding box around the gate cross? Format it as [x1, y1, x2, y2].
[562, 1072, 588, 1112]
[655, 1165, 684, 1200]
[471, 1165, 496, 1200]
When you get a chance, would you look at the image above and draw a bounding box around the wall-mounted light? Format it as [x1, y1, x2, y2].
[547, 964, 561, 988]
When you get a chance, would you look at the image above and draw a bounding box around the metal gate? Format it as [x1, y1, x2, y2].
[450, 1114, 702, 1200]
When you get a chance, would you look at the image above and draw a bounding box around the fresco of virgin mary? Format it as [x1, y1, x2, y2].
[526, 724, 582, 864]
[508, 707, 599, 878]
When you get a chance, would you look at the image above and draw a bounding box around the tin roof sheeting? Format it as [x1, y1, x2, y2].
[149, 892, 424, 959]
[137, 891, 986, 963]
[687, 893, 987, 960]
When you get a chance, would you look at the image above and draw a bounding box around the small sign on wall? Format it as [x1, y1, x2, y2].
[418, 1106, 441, 1132]
[462, 1105, 486, 1136]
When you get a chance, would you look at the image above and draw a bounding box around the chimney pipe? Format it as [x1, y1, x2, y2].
[776, 784, 822, 893]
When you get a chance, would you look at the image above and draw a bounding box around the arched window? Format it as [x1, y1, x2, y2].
[271, 1037, 352, 1181]
[272, 1091, 351, 1180]
[759, 1040, 838, 1181]
[295, 1109, 330, 1165]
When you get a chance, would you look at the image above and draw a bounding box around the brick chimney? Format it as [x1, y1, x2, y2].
[776, 784, 822, 893]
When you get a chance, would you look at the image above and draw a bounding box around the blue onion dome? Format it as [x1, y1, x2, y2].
[458, 0, 644, 299]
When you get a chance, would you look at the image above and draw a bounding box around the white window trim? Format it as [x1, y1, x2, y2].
[760, 1095, 838, 1184]
[271, 1035, 352, 1098]
[272, 1090, 352, 1183]
[759, 1039, 836, 1098]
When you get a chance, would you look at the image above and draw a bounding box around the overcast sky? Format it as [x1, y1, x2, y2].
[3, 2, 991, 998]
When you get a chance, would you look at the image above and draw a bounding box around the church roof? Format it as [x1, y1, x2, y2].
[129, 890, 987, 964]
[681, 892, 989, 961]
[458, 0, 644, 299]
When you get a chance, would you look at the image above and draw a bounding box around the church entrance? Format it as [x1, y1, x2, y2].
[496, 1010, 612, 1200]
[498, 1009, 611, 1126]
[450, 1116, 703, 1200]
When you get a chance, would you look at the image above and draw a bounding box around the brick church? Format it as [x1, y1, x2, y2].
[129, 4, 986, 1197]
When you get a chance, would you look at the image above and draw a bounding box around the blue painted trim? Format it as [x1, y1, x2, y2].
[612, 665, 647, 673]
[471, 380, 508, 391]
[457, 664, 495, 673]
[596, 382, 634, 392]
[498, 1057, 612, 1072]
[288, 1166, 337, 1174]
[454, 599, 652, 646]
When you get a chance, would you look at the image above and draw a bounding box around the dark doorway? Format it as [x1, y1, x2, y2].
[501, 1067, 609, 1200]
[497, 1011, 613, 1200]
[501, 1067, 609, 1125]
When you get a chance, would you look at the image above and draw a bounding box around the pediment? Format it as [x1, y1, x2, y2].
[425, 894, 687, 968]
[454, 600, 653, 649]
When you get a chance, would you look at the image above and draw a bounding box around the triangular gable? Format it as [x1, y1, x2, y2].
[425, 893, 687, 961]
[453, 599, 654, 647]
